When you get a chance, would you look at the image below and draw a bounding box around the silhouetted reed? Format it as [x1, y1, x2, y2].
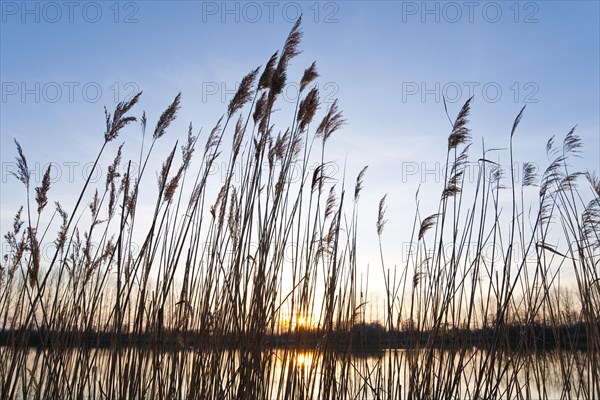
[1, 18, 598, 400]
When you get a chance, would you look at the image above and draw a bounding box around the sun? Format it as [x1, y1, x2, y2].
[293, 313, 318, 330]
[281, 313, 317, 330]
[296, 315, 307, 328]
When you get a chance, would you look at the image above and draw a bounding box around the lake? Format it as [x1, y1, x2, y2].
[2, 346, 593, 399]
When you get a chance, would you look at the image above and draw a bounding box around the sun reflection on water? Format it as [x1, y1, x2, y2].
[295, 350, 313, 367]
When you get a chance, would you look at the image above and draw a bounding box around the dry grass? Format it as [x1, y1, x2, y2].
[1, 19, 598, 400]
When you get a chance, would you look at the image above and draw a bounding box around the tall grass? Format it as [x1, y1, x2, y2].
[377, 99, 599, 399]
[1, 19, 598, 399]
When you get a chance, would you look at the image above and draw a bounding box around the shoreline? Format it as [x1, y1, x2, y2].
[1, 323, 591, 352]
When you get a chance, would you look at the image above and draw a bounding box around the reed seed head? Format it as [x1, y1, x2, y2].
[11, 139, 30, 188]
[354, 166, 368, 202]
[377, 194, 388, 236]
[154, 93, 181, 140]
[228, 68, 260, 117]
[258, 51, 278, 90]
[448, 97, 473, 150]
[297, 87, 319, 132]
[300, 61, 319, 92]
[104, 91, 142, 142]
[316, 99, 345, 142]
[35, 165, 51, 214]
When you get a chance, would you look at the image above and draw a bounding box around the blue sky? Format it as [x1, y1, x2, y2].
[1, 1, 599, 301]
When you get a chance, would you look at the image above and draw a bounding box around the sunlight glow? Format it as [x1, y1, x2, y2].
[296, 315, 307, 328]
[281, 313, 318, 330]
[295, 351, 313, 367]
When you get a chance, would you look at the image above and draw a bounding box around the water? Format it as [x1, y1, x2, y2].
[1, 346, 594, 399]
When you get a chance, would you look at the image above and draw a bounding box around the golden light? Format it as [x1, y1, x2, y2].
[293, 313, 318, 330]
[295, 351, 313, 367]
[296, 315, 307, 328]
[280, 311, 319, 331]
[297, 353, 306, 364]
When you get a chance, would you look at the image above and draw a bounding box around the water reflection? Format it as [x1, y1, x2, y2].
[295, 350, 313, 367]
[2, 346, 594, 399]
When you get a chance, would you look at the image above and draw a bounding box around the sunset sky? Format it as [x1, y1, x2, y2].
[1, 1, 598, 302]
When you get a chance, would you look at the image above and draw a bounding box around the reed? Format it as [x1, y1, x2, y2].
[1, 19, 598, 400]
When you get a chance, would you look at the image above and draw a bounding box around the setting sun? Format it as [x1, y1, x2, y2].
[282, 313, 318, 330]
[294, 313, 319, 330]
